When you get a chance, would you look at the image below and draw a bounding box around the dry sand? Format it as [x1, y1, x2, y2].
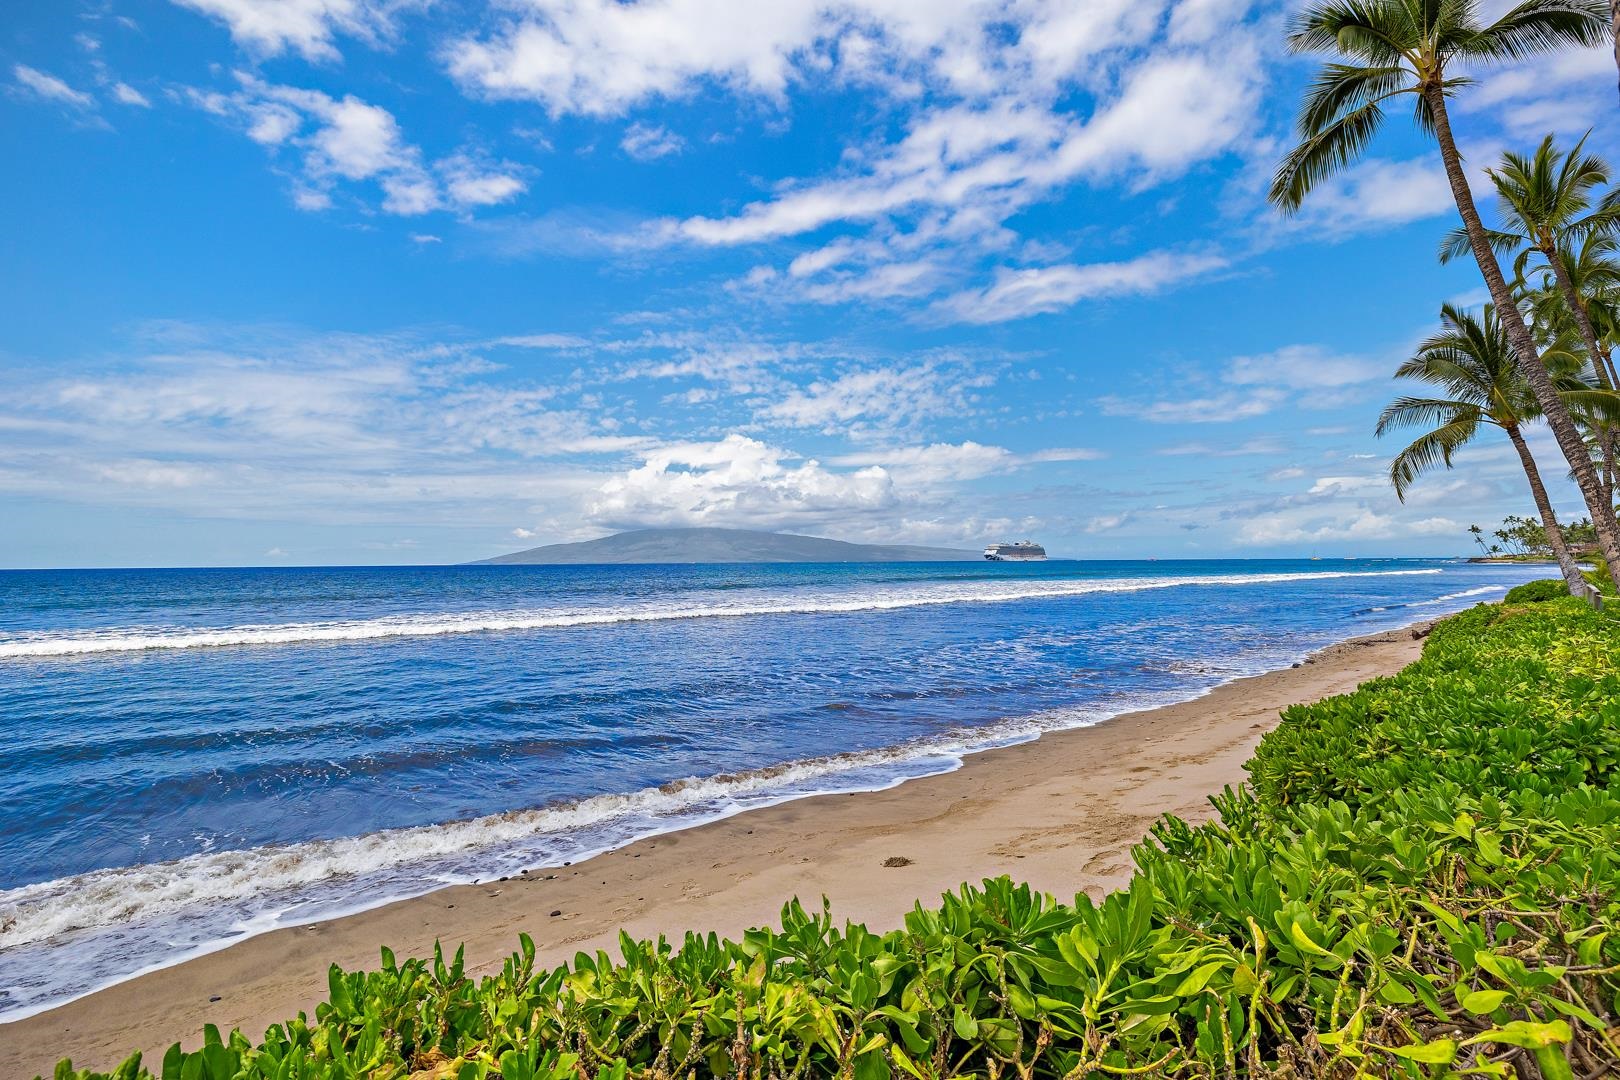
[0, 623, 1430, 1078]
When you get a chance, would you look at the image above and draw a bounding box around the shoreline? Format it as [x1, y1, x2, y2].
[0, 619, 1433, 1078]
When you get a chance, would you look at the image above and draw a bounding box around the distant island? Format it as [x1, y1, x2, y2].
[476, 527, 981, 565]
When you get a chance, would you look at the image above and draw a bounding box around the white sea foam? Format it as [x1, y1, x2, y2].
[1413, 584, 1508, 605]
[0, 720, 1054, 954]
[0, 697, 1158, 1021]
[0, 569, 1441, 659]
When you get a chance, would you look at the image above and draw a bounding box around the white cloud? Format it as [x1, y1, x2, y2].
[1294, 157, 1454, 234]
[1224, 345, 1389, 390]
[111, 82, 151, 107]
[0, 324, 640, 526]
[759, 362, 993, 432]
[620, 122, 685, 161]
[440, 154, 529, 207]
[1085, 512, 1132, 533]
[1099, 387, 1288, 424]
[448, 2, 1266, 321]
[444, 0, 1248, 122]
[1157, 436, 1287, 457]
[171, 0, 417, 61]
[587, 433, 896, 529]
[827, 440, 1103, 483]
[931, 250, 1226, 324]
[1471, 46, 1612, 140]
[13, 64, 95, 109]
[1103, 340, 1393, 425]
[1238, 507, 1459, 546]
[190, 75, 527, 215]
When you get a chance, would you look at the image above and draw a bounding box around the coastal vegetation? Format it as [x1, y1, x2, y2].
[49, 598, 1620, 1078]
[1467, 517, 1600, 559]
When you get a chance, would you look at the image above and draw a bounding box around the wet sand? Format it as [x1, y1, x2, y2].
[0, 623, 1429, 1078]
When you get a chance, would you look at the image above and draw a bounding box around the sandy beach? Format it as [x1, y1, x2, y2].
[0, 622, 1430, 1079]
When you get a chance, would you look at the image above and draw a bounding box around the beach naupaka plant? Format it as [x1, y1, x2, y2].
[1376, 302, 1605, 597]
[1268, 0, 1620, 591]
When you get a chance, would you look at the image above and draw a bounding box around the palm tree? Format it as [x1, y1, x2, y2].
[1611, 1, 1620, 94]
[1521, 229, 1620, 389]
[1378, 303, 1605, 596]
[1521, 232, 1620, 499]
[1268, 0, 1620, 591]
[1440, 134, 1617, 387]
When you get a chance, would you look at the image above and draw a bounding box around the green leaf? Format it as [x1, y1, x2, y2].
[1459, 988, 1509, 1014]
[1467, 1019, 1573, 1049]
[1387, 1038, 1458, 1064]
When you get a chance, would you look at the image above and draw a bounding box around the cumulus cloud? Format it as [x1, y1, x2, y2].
[171, 0, 419, 61]
[587, 433, 896, 529]
[446, 1, 1267, 318]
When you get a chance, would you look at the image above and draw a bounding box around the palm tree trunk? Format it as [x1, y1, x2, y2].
[1506, 423, 1590, 598]
[1612, 1, 1620, 99]
[1424, 85, 1620, 593]
[1547, 249, 1620, 499]
[1549, 249, 1615, 386]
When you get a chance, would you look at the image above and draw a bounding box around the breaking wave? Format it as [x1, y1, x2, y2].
[0, 569, 1441, 659]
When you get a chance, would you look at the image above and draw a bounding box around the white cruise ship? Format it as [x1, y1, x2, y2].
[982, 540, 1047, 561]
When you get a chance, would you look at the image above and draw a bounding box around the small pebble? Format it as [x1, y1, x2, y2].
[209, 996, 221, 1003]
[550, 909, 562, 917]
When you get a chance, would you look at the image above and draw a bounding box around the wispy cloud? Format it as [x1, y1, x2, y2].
[186, 74, 527, 215]
[931, 250, 1227, 324]
[13, 64, 95, 108]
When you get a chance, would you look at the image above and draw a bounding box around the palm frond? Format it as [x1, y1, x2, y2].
[1376, 395, 1480, 434]
[1269, 97, 1392, 211]
[1299, 63, 1410, 132]
[1438, 224, 1522, 264]
[1288, 0, 1420, 61]
[1459, 0, 1608, 60]
[1387, 416, 1483, 499]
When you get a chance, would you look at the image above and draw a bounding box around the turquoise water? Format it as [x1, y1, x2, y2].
[0, 558, 1548, 1018]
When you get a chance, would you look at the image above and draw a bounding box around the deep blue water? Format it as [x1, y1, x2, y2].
[0, 558, 1550, 1018]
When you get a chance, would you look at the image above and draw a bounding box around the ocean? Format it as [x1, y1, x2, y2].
[0, 558, 1549, 1019]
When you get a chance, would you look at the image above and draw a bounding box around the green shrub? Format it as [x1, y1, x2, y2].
[49, 601, 1620, 1079]
[1502, 577, 1567, 603]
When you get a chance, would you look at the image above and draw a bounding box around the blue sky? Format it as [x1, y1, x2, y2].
[1, 0, 1614, 567]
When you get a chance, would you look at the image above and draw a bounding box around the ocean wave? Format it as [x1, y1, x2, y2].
[0, 719, 1060, 954]
[1412, 584, 1508, 605]
[0, 569, 1442, 659]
